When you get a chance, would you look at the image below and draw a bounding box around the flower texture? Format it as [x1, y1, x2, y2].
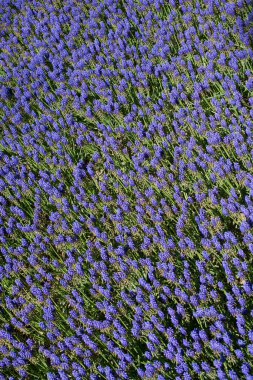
[1, 0, 253, 379]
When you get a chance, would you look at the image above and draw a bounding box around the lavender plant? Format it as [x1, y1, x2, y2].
[1, 0, 253, 379]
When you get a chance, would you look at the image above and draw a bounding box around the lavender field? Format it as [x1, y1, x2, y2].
[1, 0, 253, 379]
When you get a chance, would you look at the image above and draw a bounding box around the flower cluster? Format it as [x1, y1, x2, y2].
[1, 0, 253, 379]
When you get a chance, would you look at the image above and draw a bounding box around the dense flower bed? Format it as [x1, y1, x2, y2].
[1, 0, 253, 379]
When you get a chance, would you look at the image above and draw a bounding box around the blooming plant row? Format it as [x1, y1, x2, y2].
[1, 0, 253, 379]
